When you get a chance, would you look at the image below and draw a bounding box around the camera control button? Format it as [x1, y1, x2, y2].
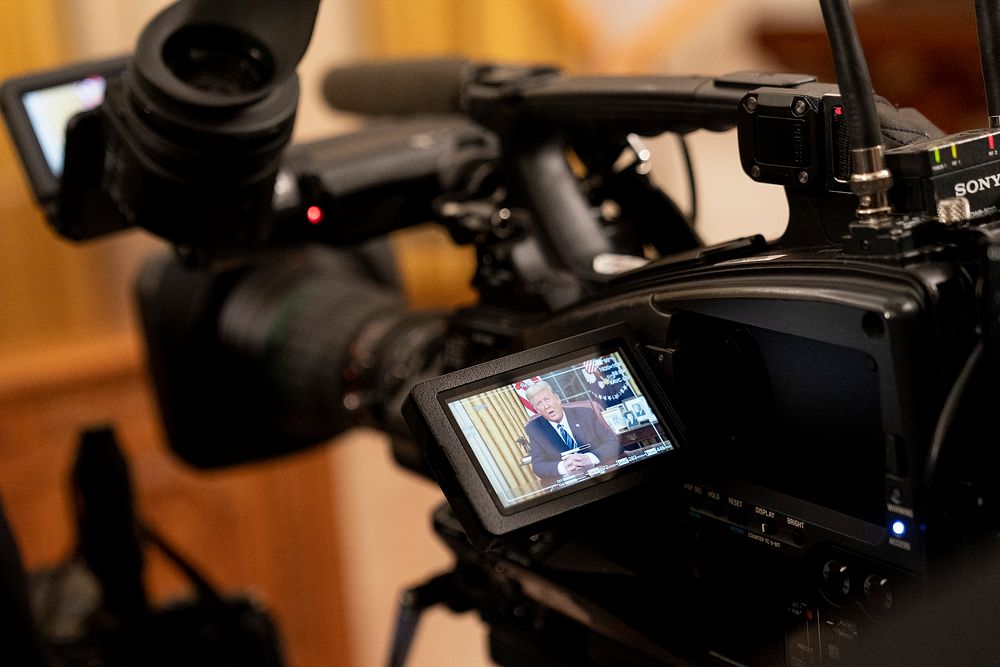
[728, 505, 746, 523]
[863, 575, 893, 615]
[821, 560, 851, 603]
[705, 490, 723, 515]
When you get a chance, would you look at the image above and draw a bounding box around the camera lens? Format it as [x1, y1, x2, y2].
[140, 244, 447, 468]
[216, 245, 445, 442]
[163, 25, 274, 96]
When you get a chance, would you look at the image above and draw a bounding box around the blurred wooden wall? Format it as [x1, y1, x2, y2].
[366, 0, 720, 73]
[0, 2, 139, 357]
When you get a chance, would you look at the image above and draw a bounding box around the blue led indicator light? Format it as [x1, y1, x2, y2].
[891, 520, 906, 537]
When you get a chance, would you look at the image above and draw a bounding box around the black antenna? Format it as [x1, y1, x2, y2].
[819, 0, 893, 224]
[976, 0, 1000, 128]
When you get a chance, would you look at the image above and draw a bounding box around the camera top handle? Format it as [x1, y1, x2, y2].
[325, 59, 817, 136]
[327, 60, 943, 262]
[462, 68, 819, 277]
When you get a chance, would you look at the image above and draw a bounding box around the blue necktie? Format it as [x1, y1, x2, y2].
[556, 424, 577, 451]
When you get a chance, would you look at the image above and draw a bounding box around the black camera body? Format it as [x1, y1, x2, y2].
[542, 251, 982, 652]
[532, 254, 947, 567]
[401, 225, 996, 664]
[391, 52, 1000, 665]
[394, 50, 1000, 665]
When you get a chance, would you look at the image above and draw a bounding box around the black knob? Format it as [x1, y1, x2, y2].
[821, 560, 851, 602]
[863, 574, 893, 615]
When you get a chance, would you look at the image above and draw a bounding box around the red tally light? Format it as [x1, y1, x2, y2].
[306, 205, 324, 225]
[990, 134, 996, 151]
[834, 106, 844, 116]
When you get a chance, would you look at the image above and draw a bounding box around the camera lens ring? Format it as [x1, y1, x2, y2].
[134, 3, 275, 110]
[162, 24, 274, 98]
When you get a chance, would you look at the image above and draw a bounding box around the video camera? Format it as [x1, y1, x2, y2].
[4, 0, 1000, 664]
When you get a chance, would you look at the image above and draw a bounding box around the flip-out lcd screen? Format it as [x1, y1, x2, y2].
[1, 56, 126, 206]
[407, 324, 684, 537]
[23, 75, 107, 177]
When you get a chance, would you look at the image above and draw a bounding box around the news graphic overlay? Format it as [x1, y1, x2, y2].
[443, 348, 674, 511]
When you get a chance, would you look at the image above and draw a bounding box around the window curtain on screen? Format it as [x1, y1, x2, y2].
[457, 386, 541, 499]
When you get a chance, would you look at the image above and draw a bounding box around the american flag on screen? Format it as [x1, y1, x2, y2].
[582, 357, 603, 375]
[513, 376, 542, 413]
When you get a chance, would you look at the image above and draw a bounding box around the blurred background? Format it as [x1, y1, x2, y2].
[0, 1, 983, 665]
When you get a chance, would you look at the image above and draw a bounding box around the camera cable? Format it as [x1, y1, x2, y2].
[819, 0, 894, 223]
[922, 340, 984, 491]
[976, 0, 1000, 128]
[678, 133, 698, 226]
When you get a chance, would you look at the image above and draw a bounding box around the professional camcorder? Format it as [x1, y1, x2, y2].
[5, 0, 1000, 664]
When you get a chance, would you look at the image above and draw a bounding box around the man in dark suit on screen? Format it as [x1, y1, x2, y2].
[524, 380, 622, 484]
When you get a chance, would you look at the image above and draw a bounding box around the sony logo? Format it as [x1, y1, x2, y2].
[955, 173, 1000, 196]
